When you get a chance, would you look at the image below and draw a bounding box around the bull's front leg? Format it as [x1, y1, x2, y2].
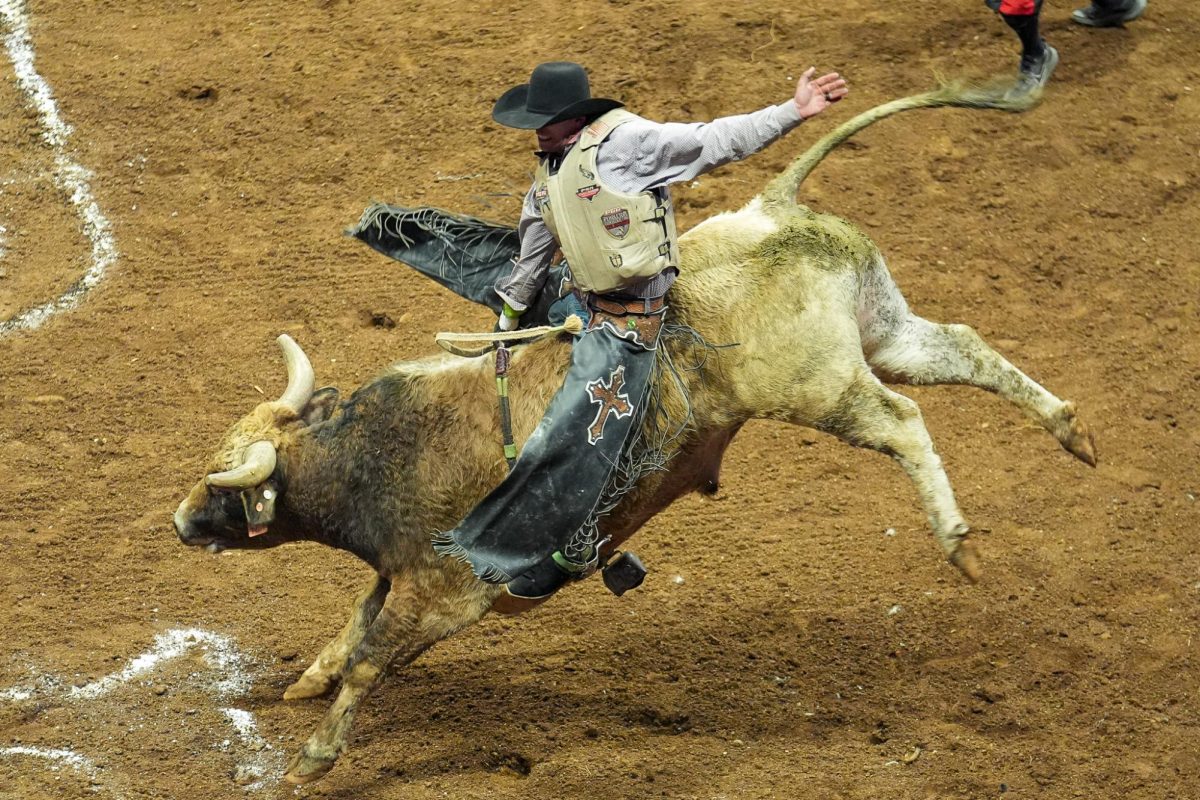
[285, 580, 421, 784]
[284, 574, 391, 701]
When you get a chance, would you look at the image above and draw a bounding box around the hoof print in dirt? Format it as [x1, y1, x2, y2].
[178, 84, 218, 102]
[485, 750, 533, 777]
[367, 311, 396, 329]
[630, 706, 693, 735]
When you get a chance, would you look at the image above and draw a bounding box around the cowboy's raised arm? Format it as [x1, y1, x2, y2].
[605, 68, 848, 191]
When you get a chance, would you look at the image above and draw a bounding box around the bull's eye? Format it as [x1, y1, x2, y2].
[204, 490, 247, 530]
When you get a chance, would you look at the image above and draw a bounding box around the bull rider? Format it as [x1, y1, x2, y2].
[434, 61, 849, 601]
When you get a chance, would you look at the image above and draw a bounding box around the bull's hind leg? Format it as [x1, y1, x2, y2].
[861, 289, 1096, 465]
[284, 574, 391, 701]
[808, 367, 980, 580]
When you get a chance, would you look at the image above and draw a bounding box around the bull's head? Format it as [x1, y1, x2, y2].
[173, 335, 338, 552]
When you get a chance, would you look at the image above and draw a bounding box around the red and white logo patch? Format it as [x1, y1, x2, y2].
[602, 207, 630, 239]
[585, 120, 611, 139]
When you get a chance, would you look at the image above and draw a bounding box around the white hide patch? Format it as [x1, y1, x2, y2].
[684, 196, 779, 241]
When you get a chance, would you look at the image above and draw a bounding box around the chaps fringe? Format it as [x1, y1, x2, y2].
[560, 321, 719, 564]
[431, 321, 721, 582]
[348, 203, 518, 283]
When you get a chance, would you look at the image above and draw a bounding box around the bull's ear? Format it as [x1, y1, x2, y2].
[301, 386, 340, 426]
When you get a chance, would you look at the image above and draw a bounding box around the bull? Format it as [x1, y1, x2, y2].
[173, 82, 1096, 784]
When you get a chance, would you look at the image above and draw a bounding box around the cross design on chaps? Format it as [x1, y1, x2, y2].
[586, 365, 633, 445]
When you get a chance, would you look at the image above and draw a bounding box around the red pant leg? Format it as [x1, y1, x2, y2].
[999, 0, 1036, 13]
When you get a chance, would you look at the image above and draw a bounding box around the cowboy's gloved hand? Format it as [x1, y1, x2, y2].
[793, 66, 849, 120]
[497, 302, 522, 332]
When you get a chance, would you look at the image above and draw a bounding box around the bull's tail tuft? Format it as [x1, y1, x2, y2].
[761, 78, 1039, 208]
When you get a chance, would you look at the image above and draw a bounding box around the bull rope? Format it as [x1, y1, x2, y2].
[434, 314, 584, 357]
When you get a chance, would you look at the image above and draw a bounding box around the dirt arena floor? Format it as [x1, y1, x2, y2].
[2, 0, 1198, 797]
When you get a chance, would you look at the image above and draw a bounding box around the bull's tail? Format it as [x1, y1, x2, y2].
[760, 80, 1038, 208]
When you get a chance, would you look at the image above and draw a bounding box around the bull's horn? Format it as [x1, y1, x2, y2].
[276, 334, 315, 414]
[205, 440, 278, 489]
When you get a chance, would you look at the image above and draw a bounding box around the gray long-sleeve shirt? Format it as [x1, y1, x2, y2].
[495, 99, 805, 311]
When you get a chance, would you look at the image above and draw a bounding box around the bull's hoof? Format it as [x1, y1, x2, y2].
[283, 672, 335, 701]
[948, 537, 982, 583]
[284, 746, 337, 785]
[1057, 402, 1098, 467]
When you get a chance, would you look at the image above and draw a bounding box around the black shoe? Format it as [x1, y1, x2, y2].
[1005, 43, 1059, 101]
[504, 551, 591, 601]
[1071, 0, 1146, 27]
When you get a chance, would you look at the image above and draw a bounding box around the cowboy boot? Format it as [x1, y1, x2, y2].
[504, 548, 597, 601]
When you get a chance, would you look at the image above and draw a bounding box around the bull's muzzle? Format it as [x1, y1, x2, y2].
[173, 505, 192, 541]
[173, 484, 214, 547]
[173, 498, 204, 545]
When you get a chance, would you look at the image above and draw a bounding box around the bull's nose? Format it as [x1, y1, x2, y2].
[173, 506, 191, 541]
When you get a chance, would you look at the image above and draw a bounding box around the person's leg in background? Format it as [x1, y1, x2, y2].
[990, 0, 1059, 99]
[1072, 0, 1147, 28]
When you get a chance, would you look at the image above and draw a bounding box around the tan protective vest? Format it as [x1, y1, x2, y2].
[534, 109, 679, 294]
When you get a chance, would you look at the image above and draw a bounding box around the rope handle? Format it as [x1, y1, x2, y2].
[435, 314, 585, 357]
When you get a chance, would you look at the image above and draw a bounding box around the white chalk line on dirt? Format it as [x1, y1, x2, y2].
[0, 628, 286, 793]
[0, 745, 103, 782]
[220, 708, 281, 791]
[68, 628, 254, 700]
[0, 0, 118, 336]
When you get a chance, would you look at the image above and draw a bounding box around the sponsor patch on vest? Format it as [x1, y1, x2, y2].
[576, 184, 600, 201]
[609, 254, 623, 268]
[534, 186, 549, 202]
[578, 165, 595, 180]
[585, 120, 611, 139]
[602, 207, 631, 239]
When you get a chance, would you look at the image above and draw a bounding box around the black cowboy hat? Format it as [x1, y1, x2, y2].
[492, 61, 623, 130]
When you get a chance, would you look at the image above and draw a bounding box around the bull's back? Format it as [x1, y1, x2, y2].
[676, 200, 876, 311]
[671, 201, 880, 422]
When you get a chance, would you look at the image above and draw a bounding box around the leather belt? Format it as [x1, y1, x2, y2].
[586, 293, 666, 316]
